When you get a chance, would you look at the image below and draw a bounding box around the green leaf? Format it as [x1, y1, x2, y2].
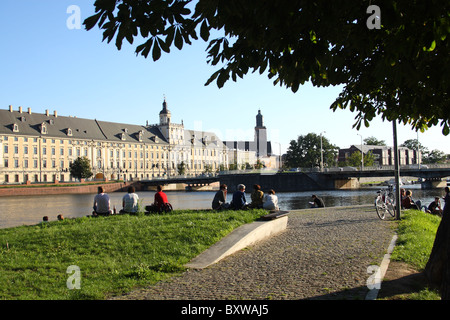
[152, 41, 161, 61]
[174, 28, 183, 50]
[443, 124, 450, 136]
[204, 69, 221, 86]
[423, 40, 436, 52]
[200, 20, 210, 41]
[83, 12, 102, 30]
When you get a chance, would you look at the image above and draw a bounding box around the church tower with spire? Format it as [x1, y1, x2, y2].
[254, 109, 267, 158]
[157, 97, 184, 145]
[159, 97, 171, 125]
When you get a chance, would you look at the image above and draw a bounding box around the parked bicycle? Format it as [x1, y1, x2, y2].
[375, 185, 396, 220]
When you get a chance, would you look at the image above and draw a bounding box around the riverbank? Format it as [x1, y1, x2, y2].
[0, 181, 130, 197]
[0, 209, 266, 299]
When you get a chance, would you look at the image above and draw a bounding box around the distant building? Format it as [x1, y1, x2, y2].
[338, 144, 420, 166]
[0, 102, 278, 184]
[223, 110, 279, 169]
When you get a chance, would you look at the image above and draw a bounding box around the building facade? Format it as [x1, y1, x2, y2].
[0, 101, 232, 184]
[338, 144, 420, 167]
[224, 110, 279, 169]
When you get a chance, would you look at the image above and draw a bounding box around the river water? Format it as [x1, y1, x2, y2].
[0, 185, 445, 229]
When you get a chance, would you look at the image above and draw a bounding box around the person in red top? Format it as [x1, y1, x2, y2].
[146, 185, 171, 213]
[154, 185, 169, 210]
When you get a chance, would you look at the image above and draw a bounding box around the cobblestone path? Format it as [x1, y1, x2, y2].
[113, 205, 396, 300]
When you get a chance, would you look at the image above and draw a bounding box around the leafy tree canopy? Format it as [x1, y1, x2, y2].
[84, 0, 450, 134]
[341, 150, 375, 167]
[285, 133, 338, 168]
[364, 136, 387, 146]
[69, 157, 93, 180]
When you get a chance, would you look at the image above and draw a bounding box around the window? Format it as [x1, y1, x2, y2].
[24, 146, 28, 154]
[4, 159, 8, 168]
[41, 123, 47, 134]
[3, 145, 7, 153]
[13, 123, 19, 132]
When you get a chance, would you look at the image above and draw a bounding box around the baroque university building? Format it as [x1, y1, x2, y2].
[0, 101, 278, 184]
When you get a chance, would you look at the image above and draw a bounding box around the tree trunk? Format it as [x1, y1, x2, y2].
[425, 203, 450, 299]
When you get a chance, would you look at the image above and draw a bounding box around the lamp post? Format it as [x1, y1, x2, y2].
[393, 121, 401, 220]
[357, 133, 364, 171]
[320, 131, 326, 172]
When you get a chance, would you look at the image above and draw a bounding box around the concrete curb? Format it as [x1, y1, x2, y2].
[365, 233, 398, 300]
[185, 216, 288, 269]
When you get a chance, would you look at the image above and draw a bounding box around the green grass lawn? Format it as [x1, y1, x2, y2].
[390, 209, 442, 299]
[0, 209, 266, 300]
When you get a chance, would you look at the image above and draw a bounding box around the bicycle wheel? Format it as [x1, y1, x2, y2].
[386, 197, 396, 217]
[375, 197, 386, 220]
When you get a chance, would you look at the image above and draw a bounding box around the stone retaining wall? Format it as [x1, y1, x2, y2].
[0, 182, 131, 197]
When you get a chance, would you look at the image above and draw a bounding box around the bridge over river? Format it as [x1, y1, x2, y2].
[139, 165, 450, 192]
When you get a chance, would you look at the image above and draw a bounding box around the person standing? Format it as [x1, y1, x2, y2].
[121, 186, 139, 214]
[93, 186, 112, 216]
[444, 187, 450, 208]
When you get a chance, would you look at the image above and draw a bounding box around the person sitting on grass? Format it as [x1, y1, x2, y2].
[428, 197, 443, 216]
[230, 184, 248, 210]
[146, 185, 171, 213]
[120, 186, 139, 214]
[263, 189, 279, 211]
[93, 186, 112, 216]
[249, 184, 264, 209]
[212, 184, 230, 210]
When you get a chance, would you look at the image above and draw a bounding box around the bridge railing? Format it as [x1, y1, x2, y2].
[217, 164, 450, 175]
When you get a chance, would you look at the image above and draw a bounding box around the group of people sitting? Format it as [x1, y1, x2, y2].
[400, 187, 449, 217]
[92, 185, 172, 216]
[212, 184, 280, 211]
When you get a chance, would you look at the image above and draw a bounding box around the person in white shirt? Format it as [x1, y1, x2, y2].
[263, 189, 279, 211]
[93, 186, 112, 216]
[121, 186, 139, 214]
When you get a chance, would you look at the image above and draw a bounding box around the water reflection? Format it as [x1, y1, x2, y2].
[0, 185, 445, 229]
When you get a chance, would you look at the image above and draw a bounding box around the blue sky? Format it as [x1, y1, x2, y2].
[1, 1, 449, 155]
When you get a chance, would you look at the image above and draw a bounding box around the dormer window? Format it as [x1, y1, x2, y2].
[13, 123, 19, 133]
[41, 122, 47, 135]
[138, 130, 144, 142]
[121, 133, 126, 141]
[67, 128, 73, 136]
